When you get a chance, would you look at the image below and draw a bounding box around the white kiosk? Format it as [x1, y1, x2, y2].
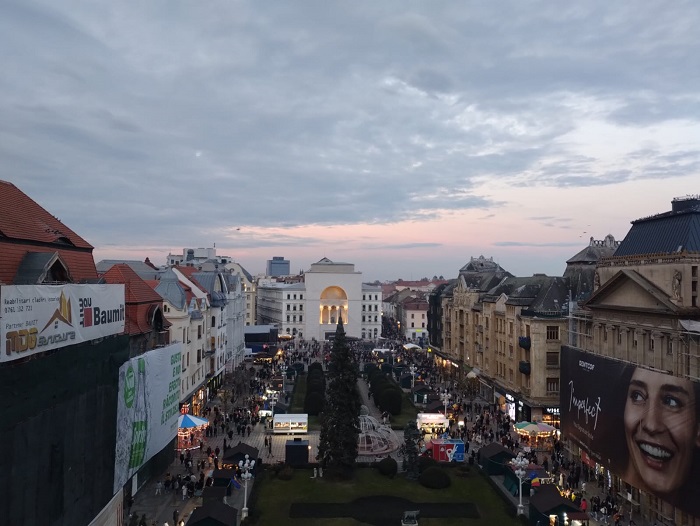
[417, 413, 449, 434]
[273, 414, 308, 434]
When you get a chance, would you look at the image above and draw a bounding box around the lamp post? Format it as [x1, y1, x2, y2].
[279, 363, 288, 393]
[409, 364, 417, 389]
[238, 454, 255, 519]
[511, 452, 529, 516]
[270, 391, 278, 416]
[440, 390, 451, 419]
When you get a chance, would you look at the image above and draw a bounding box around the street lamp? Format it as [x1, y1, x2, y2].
[409, 364, 417, 389]
[239, 454, 256, 520]
[279, 363, 288, 393]
[440, 390, 451, 419]
[511, 452, 529, 516]
[269, 391, 278, 416]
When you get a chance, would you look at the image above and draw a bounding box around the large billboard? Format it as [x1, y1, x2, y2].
[113, 343, 183, 492]
[561, 346, 700, 517]
[2, 284, 125, 363]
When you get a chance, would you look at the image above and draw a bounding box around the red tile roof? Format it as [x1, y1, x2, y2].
[102, 264, 163, 304]
[0, 180, 93, 248]
[0, 181, 97, 284]
[101, 264, 164, 336]
[0, 242, 97, 285]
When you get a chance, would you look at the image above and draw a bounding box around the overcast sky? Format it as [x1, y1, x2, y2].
[2, 1, 699, 281]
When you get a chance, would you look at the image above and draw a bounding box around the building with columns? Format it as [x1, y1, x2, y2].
[564, 196, 700, 525]
[256, 258, 382, 341]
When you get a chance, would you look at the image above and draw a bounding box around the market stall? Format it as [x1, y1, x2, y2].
[177, 413, 209, 451]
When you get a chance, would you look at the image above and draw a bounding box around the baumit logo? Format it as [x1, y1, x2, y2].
[40, 291, 72, 332]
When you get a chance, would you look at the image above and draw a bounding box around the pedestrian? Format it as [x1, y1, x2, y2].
[179, 452, 185, 465]
[173, 509, 179, 525]
[182, 484, 187, 500]
[267, 439, 274, 458]
[155, 480, 163, 495]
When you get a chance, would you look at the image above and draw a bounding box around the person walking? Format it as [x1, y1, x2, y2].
[181, 484, 187, 501]
[155, 480, 163, 495]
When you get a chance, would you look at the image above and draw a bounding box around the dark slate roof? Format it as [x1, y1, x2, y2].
[187, 501, 238, 526]
[154, 268, 187, 309]
[530, 484, 580, 514]
[459, 255, 506, 273]
[483, 275, 569, 313]
[13, 252, 69, 284]
[478, 442, 515, 460]
[566, 235, 620, 264]
[222, 441, 260, 463]
[193, 272, 228, 307]
[613, 198, 700, 257]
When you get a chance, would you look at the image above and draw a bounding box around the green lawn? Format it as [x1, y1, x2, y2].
[250, 467, 520, 526]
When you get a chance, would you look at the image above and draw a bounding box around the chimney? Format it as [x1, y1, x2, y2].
[671, 195, 700, 213]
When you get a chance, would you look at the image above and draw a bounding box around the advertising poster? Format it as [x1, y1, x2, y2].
[560, 346, 700, 516]
[113, 343, 183, 492]
[2, 284, 125, 363]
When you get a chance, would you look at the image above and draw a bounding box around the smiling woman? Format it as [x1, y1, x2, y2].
[620, 367, 700, 508]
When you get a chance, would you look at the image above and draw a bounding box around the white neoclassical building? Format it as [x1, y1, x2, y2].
[257, 258, 382, 341]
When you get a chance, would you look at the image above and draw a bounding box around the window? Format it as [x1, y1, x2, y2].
[287, 315, 290, 322]
[293, 306, 297, 311]
[649, 337, 655, 352]
[411, 314, 415, 319]
[293, 315, 296, 322]
[287, 305, 290, 311]
[300, 294, 303, 299]
[374, 315, 378, 322]
[375, 305, 378, 312]
[617, 330, 622, 345]
[667, 335, 673, 355]
[363, 295, 366, 300]
[362, 315, 366, 322]
[546, 352, 559, 367]
[287, 294, 290, 300]
[293, 294, 297, 299]
[299, 315, 303, 322]
[299, 305, 303, 311]
[546, 378, 560, 393]
[509, 322, 513, 336]
[509, 369, 513, 382]
[546, 326, 559, 340]
[411, 322, 415, 328]
[421, 322, 425, 328]
[509, 344, 513, 358]
[362, 305, 366, 311]
[198, 325, 202, 339]
[197, 349, 201, 363]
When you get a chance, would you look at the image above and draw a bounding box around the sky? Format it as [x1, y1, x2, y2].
[2, 1, 700, 282]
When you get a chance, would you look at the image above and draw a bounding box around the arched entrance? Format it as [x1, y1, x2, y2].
[319, 286, 348, 325]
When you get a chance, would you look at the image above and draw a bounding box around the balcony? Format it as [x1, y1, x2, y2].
[518, 336, 531, 350]
[518, 361, 531, 375]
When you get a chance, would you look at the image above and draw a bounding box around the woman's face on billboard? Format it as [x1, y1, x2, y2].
[624, 368, 700, 496]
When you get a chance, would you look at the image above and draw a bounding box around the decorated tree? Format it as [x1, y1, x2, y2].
[317, 318, 361, 475]
[402, 420, 421, 480]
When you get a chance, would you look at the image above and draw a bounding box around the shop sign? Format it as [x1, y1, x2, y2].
[545, 407, 560, 415]
[505, 394, 515, 402]
[2, 284, 125, 362]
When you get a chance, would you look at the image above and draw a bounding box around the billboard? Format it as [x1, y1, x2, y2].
[113, 343, 183, 492]
[2, 284, 125, 363]
[560, 346, 700, 517]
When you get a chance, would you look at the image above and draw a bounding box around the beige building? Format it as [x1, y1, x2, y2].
[565, 197, 700, 525]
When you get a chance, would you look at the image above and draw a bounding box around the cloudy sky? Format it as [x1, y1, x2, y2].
[2, 1, 699, 281]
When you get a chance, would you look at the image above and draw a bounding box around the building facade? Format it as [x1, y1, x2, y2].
[256, 258, 382, 340]
[266, 256, 290, 277]
[563, 197, 700, 524]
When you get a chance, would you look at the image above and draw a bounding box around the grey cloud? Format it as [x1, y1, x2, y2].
[1, 0, 699, 258]
[493, 241, 583, 248]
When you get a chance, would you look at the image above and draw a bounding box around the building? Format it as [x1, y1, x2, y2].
[0, 181, 133, 526]
[266, 256, 290, 277]
[256, 258, 382, 340]
[166, 247, 257, 326]
[562, 197, 700, 524]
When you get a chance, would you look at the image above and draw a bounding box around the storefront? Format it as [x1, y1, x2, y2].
[541, 406, 560, 429]
[180, 385, 208, 417]
[495, 390, 530, 422]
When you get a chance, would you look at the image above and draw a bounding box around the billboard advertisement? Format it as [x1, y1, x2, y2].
[560, 346, 700, 516]
[114, 343, 183, 492]
[2, 284, 125, 363]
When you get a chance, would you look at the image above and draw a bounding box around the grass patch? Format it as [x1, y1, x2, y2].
[288, 374, 320, 429]
[253, 466, 520, 526]
[390, 390, 419, 430]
